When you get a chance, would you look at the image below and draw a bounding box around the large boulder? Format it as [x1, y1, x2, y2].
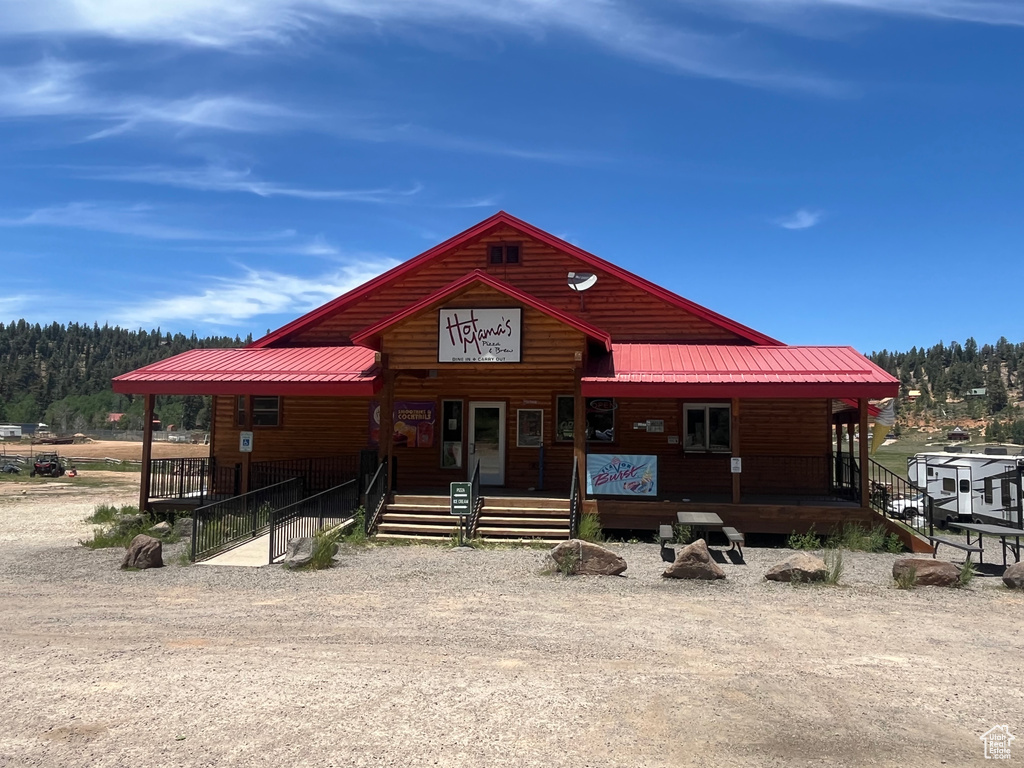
[765, 552, 827, 583]
[663, 539, 726, 580]
[892, 558, 958, 587]
[172, 517, 193, 539]
[1002, 561, 1024, 589]
[282, 537, 338, 570]
[550, 540, 627, 576]
[121, 535, 163, 570]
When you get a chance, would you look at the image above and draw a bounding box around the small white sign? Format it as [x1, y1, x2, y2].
[730, 457, 742, 474]
[438, 308, 522, 363]
[239, 431, 254, 453]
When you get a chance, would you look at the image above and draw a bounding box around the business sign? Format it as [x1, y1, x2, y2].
[438, 308, 522, 363]
[239, 431, 253, 453]
[369, 401, 436, 448]
[586, 454, 657, 496]
[450, 482, 473, 516]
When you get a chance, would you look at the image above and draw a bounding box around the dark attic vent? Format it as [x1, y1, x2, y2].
[489, 243, 521, 265]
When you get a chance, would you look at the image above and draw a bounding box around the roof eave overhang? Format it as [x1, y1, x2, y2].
[582, 381, 900, 399]
[111, 377, 382, 397]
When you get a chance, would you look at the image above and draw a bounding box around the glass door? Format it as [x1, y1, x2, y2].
[468, 402, 505, 485]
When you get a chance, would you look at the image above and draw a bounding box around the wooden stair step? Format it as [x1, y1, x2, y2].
[375, 533, 454, 541]
[477, 516, 571, 526]
[481, 506, 569, 516]
[475, 526, 569, 537]
[483, 497, 570, 509]
[382, 513, 461, 524]
[387, 503, 451, 512]
[377, 522, 459, 534]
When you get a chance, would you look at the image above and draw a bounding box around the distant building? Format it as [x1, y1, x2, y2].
[947, 426, 970, 441]
[906, 389, 921, 402]
[107, 413, 124, 424]
[0, 424, 22, 438]
[968, 387, 987, 397]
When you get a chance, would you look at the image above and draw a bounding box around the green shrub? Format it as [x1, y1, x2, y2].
[826, 523, 898, 553]
[556, 545, 581, 576]
[672, 523, 693, 545]
[824, 549, 844, 586]
[788, 526, 821, 550]
[955, 557, 976, 589]
[894, 566, 917, 590]
[80, 509, 153, 549]
[577, 512, 604, 543]
[344, 507, 367, 545]
[85, 503, 138, 525]
[305, 528, 342, 570]
[885, 533, 905, 554]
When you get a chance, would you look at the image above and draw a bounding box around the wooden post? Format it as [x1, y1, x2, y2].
[859, 398, 870, 508]
[379, 367, 395, 492]
[139, 393, 155, 514]
[574, 367, 586, 499]
[731, 398, 741, 504]
[847, 416, 855, 457]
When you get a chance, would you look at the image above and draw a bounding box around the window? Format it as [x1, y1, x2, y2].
[554, 395, 615, 443]
[488, 243, 521, 265]
[441, 400, 463, 469]
[942, 477, 955, 493]
[684, 404, 731, 452]
[236, 395, 246, 427]
[984, 477, 993, 504]
[1002, 480, 1012, 508]
[252, 396, 280, 427]
[927, 467, 934, 477]
[959, 479, 970, 494]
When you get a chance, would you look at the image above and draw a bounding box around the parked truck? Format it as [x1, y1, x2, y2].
[907, 449, 1024, 528]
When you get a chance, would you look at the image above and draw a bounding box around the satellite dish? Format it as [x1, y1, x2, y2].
[567, 272, 597, 292]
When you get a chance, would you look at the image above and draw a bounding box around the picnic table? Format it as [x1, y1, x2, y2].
[675, 511, 745, 556]
[948, 522, 1023, 568]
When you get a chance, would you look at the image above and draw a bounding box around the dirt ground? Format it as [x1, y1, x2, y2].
[1, 440, 209, 462]
[0, 485, 1021, 767]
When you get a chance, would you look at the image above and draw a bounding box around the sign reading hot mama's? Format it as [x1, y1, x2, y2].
[586, 455, 658, 496]
[438, 308, 522, 363]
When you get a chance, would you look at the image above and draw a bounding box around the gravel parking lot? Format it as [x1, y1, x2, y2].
[1, 484, 1021, 767]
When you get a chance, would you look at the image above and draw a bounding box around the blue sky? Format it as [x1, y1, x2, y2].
[1, 1, 1022, 354]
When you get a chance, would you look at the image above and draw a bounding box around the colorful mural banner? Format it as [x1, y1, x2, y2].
[369, 400, 437, 448]
[586, 454, 657, 496]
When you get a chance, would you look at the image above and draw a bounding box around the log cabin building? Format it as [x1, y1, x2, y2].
[114, 212, 905, 546]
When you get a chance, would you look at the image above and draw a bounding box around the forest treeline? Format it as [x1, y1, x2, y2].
[0, 320, 251, 433]
[870, 336, 1024, 444]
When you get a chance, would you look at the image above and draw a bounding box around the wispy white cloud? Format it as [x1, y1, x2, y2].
[0, 59, 303, 138]
[706, 0, 1024, 28]
[0, 2, 853, 95]
[774, 207, 824, 230]
[0, 295, 35, 318]
[0, 201, 297, 241]
[112, 262, 398, 327]
[80, 164, 424, 202]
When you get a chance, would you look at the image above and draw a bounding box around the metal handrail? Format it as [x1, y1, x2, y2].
[269, 479, 359, 562]
[190, 477, 303, 562]
[363, 460, 389, 535]
[468, 460, 484, 537]
[865, 457, 934, 539]
[568, 456, 581, 539]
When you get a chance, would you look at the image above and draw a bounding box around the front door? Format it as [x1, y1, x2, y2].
[468, 402, 505, 485]
[956, 465, 973, 520]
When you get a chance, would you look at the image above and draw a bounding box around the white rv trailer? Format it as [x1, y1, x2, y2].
[907, 449, 1024, 528]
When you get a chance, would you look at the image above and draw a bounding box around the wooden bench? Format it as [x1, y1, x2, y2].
[926, 535, 983, 561]
[722, 526, 744, 556]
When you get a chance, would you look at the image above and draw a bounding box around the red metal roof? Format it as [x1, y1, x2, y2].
[583, 344, 900, 399]
[113, 346, 381, 396]
[351, 269, 613, 350]
[252, 211, 781, 348]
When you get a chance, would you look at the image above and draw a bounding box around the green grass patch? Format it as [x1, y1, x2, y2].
[825, 523, 903, 553]
[577, 512, 604, 543]
[894, 566, 917, 590]
[80, 513, 154, 549]
[955, 557, 976, 588]
[85, 503, 138, 525]
[824, 549, 844, 586]
[787, 526, 822, 551]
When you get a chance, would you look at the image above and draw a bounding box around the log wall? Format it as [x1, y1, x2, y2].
[289, 226, 750, 345]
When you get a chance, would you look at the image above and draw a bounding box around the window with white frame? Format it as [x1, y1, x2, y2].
[684, 403, 731, 452]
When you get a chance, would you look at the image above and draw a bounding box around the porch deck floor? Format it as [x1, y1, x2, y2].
[196, 534, 271, 567]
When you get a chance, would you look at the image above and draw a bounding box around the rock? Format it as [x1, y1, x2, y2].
[662, 539, 726, 580]
[550, 540, 627, 576]
[149, 521, 172, 535]
[172, 517, 193, 539]
[283, 537, 337, 570]
[1002, 561, 1024, 589]
[765, 552, 827, 583]
[121, 535, 163, 570]
[892, 558, 958, 587]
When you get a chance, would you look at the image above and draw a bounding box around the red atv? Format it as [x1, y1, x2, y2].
[30, 453, 68, 478]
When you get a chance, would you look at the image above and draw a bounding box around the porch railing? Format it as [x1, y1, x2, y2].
[568, 456, 581, 539]
[363, 460, 389, 536]
[865, 457, 935, 539]
[268, 479, 360, 563]
[250, 455, 360, 495]
[831, 452, 860, 502]
[190, 478, 303, 562]
[149, 457, 240, 503]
